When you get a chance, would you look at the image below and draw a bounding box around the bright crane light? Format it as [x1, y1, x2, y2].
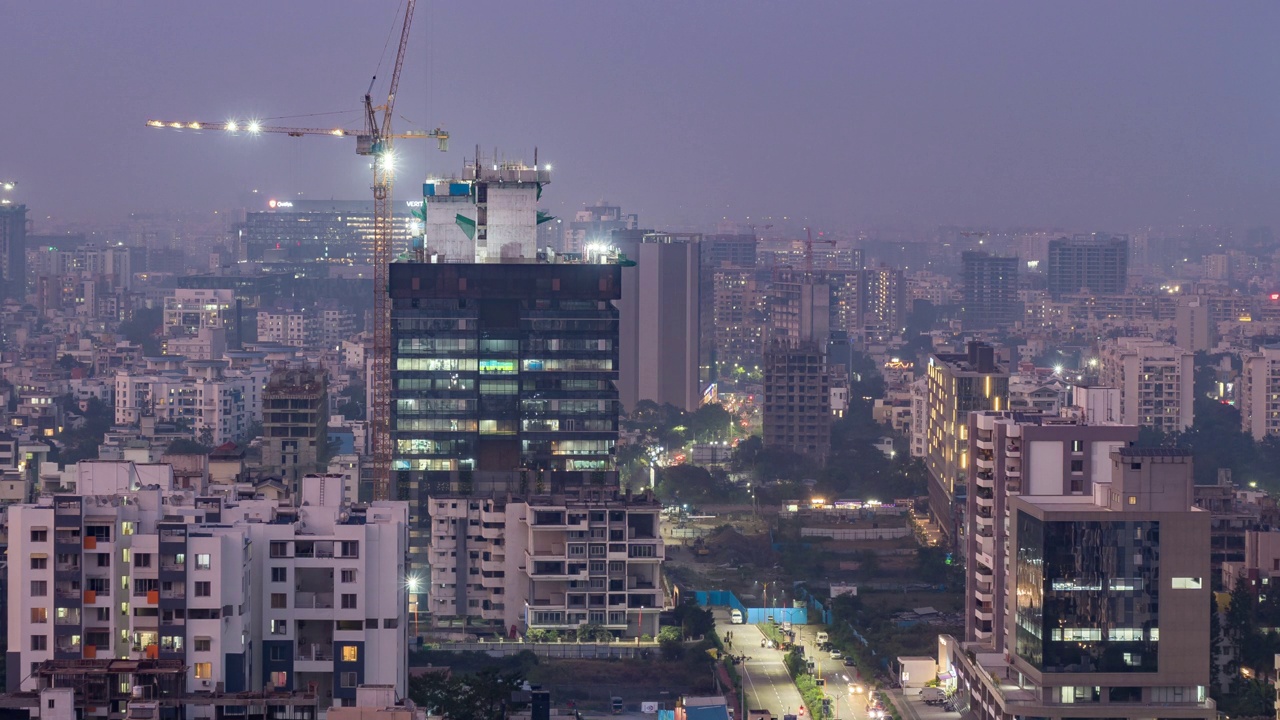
[246, 121, 261, 135]
[379, 150, 397, 174]
[225, 121, 238, 132]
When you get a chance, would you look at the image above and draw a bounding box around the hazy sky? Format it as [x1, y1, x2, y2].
[3, 1, 1278, 232]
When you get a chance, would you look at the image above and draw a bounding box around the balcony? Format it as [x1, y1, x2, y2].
[1004, 442, 1021, 457]
[975, 433, 994, 451]
[294, 592, 334, 609]
[974, 471, 994, 490]
[1004, 464, 1021, 477]
[974, 455, 994, 471]
[627, 577, 656, 591]
[295, 644, 333, 662]
[526, 547, 567, 561]
[976, 495, 994, 510]
[974, 605, 993, 622]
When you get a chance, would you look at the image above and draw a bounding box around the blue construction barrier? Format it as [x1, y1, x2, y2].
[695, 590, 809, 624]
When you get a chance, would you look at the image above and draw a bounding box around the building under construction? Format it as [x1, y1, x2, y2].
[261, 366, 329, 488]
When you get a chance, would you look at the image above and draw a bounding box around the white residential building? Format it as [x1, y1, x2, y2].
[257, 308, 322, 348]
[5, 461, 409, 717]
[1239, 345, 1280, 441]
[164, 289, 237, 338]
[114, 356, 270, 444]
[426, 491, 664, 638]
[1098, 337, 1194, 433]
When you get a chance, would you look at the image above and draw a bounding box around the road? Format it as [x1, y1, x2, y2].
[714, 609, 806, 717]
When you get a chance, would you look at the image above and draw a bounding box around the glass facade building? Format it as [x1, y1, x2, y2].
[388, 261, 623, 537]
[1015, 512, 1161, 674]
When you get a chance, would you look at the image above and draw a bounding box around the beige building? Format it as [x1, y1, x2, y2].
[1098, 337, 1194, 433]
[1238, 345, 1280, 441]
[942, 447, 1213, 720]
[426, 489, 664, 638]
[925, 342, 1008, 544]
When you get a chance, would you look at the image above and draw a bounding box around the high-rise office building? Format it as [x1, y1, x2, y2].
[389, 261, 622, 566]
[1047, 233, 1129, 299]
[961, 251, 1019, 328]
[965, 412, 1138, 652]
[236, 198, 416, 264]
[614, 232, 701, 412]
[0, 204, 27, 300]
[1098, 337, 1194, 433]
[942, 447, 1213, 720]
[925, 342, 1008, 544]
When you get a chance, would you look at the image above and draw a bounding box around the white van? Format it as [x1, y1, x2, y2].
[815, 631, 829, 644]
[730, 608, 744, 624]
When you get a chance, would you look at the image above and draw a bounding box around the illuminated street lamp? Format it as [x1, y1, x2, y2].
[406, 576, 422, 639]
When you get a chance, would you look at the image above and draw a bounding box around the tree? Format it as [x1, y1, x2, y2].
[166, 438, 212, 455]
[688, 403, 733, 442]
[337, 381, 366, 421]
[671, 597, 715, 640]
[118, 307, 163, 356]
[407, 668, 525, 720]
[658, 625, 685, 660]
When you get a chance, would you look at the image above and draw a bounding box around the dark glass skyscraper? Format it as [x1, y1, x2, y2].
[388, 261, 622, 558]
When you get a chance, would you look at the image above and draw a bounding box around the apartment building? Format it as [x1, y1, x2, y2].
[5, 461, 409, 716]
[924, 342, 1008, 545]
[114, 357, 256, 445]
[1238, 345, 1280, 441]
[261, 365, 329, 484]
[257, 307, 322, 348]
[1098, 337, 1194, 433]
[426, 490, 663, 638]
[942, 447, 1214, 720]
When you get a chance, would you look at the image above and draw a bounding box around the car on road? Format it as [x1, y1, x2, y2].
[842, 657, 856, 666]
[730, 609, 744, 624]
[830, 649, 842, 659]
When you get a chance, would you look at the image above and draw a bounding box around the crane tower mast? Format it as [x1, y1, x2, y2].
[147, 0, 447, 502]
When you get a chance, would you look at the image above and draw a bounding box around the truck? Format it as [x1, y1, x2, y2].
[730, 609, 744, 624]
[747, 710, 774, 720]
[815, 631, 829, 644]
[920, 688, 947, 705]
[611, 697, 624, 714]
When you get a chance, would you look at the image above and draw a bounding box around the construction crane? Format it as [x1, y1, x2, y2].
[146, 0, 447, 502]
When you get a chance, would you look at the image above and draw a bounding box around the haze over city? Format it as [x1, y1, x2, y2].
[3, 3, 1280, 720]
[4, 1, 1280, 229]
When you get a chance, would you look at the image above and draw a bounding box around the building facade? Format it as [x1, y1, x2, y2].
[425, 490, 663, 638]
[389, 261, 622, 567]
[5, 463, 409, 715]
[1238, 345, 1280, 441]
[1046, 234, 1129, 299]
[942, 447, 1213, 720]
[925, 343, 1008, 545]
[615, 232, 701, 412]
[966, 412, 1138, 652]
[961, 251, 1019, 329]
[1098, 337, 1194, 433]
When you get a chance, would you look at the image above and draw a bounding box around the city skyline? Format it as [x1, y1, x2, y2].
[2, 1, 1279, 231]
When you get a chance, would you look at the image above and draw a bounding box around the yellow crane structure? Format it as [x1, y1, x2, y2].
[146, 0, 447, 501]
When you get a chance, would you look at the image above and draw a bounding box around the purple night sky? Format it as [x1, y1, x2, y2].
[2, 1, 1278, 230]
